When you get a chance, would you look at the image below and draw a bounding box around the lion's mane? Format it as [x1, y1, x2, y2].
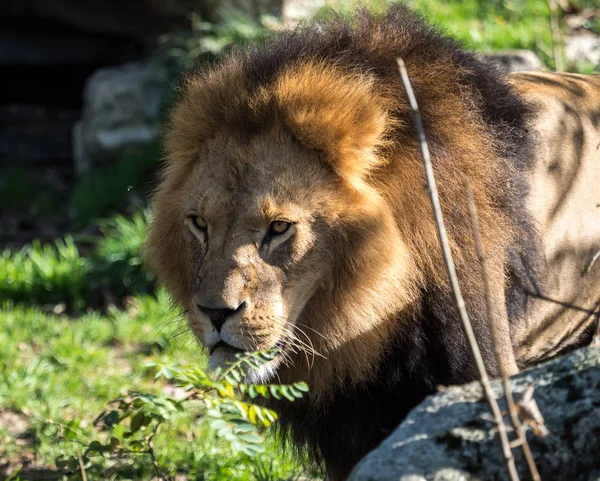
[152, 6, 540, 479]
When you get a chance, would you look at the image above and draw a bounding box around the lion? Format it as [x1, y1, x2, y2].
[147, 6, 600, 480]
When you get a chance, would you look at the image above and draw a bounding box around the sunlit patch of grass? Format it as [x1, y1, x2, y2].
[0, 210, 154, 311]
[0, 237, 90, 310]
[320, 0, 559, 67]
[0, 295, 308, 480]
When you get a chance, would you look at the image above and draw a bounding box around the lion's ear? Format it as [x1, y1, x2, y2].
[272, 63, 390, 179]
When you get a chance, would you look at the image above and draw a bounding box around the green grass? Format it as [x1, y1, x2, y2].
[69, 144, 161, 228]
[167, 0, 595, 72]
[317, 0, 599, 71]
[317, 0, 558, 65]
[0, 237, 90, 310]
[0, 211, 154, 311]
[0, 292, 308, 480]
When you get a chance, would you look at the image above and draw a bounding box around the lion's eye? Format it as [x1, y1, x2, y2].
[190, 216, 208, 232]
[268, 220, 291, 236]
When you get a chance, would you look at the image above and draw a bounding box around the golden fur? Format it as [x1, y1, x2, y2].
[147, 7, 600, 480]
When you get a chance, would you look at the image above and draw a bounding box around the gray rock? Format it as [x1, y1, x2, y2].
[566, 33, 600, 66]
[479, 50, 544, 73]
[73, 61, 168, 174]
[349, 347, 600, 481]
[201, 0, 324, 23]
[282, 0, 326, 23]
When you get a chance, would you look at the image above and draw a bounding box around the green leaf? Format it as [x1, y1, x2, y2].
[238, 433, 262, 444]
[230, 368, 242, 382]
[240, 443, 266, 456]
[255, 385, 269, 398]
[264, 409, 278, 423]
[130, 412, 146, 433]
[104, 410, 120, 427]
[62, 427, 78, 441]
[280, 385, 295, 402]
[232, 423, 255, 433]
[55, 455, 74, 469]
[294, 382, 309, 392]
[129, 440, 145, 451]
[86, 441, 111, 454]
[233, 400, 249, 419]
[269, 385, 282, 400]
[206, 408, 222, 418]
[210, 419, 227, 430]
[248, 405, 257, 424]
[248, 385, 258, 399]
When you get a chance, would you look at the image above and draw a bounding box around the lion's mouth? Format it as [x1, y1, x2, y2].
[209, 340, 245, 356]
[208, 339, 284, 382]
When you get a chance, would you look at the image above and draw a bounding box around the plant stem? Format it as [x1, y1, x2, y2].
[397, 57, 520, 481]
[465, 181, 541, 481]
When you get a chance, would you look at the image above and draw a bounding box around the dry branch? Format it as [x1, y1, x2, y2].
[396, 57, 520, 481]
[76, 450, 88, 481]
[465, 181, 542, 481]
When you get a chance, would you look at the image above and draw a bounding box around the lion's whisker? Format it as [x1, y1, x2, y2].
[266, 320, 325, 370]
[272, 314, 329, 341]
[270, 316, 326, 360]
[147, 310, 188, 338]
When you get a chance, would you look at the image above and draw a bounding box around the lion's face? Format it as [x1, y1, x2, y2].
[149, 61, 421, 387]
[175, 131, 348, 373]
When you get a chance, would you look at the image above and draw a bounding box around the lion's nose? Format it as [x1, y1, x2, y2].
[197, 302, 246, 333]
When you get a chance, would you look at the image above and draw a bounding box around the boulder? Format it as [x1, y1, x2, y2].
[566, 33, 600, 67]
[349, 346, 600, 481]
[200, 0, 325, 23]
[479, 50, 544, 73]
[73, 61, 168, 174]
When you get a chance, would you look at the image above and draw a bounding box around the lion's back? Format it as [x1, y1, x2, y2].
[510, 72, 600, 363]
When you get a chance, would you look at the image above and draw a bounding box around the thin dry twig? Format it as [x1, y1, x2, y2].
[396, 57, 520, 481]
[76, 449, 88, 481]
[148, 426, 166, 481]
[516, 386, 550, 439]
[465, 181, 542, 481]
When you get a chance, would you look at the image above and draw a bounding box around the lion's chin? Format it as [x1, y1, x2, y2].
[208, 343, 243, 371]
[208, 343, 282, 383]
[245, 358, 280, 384]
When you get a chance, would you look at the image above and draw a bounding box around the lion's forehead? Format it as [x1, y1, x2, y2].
[186, 148, 340, 227]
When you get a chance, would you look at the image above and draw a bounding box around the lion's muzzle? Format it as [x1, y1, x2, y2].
[197, 301, 247, 333]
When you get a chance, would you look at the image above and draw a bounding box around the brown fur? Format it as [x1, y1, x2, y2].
[147, 6, 599, 480]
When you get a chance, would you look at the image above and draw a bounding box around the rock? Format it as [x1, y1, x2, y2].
[73, 61, 168, 174]
[566, 33, 600, 66]
[479, 50, 544, 73]
[349, 347, 600, 481]
[201, 0, 325, 23]
[282, 0, 326, 23]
